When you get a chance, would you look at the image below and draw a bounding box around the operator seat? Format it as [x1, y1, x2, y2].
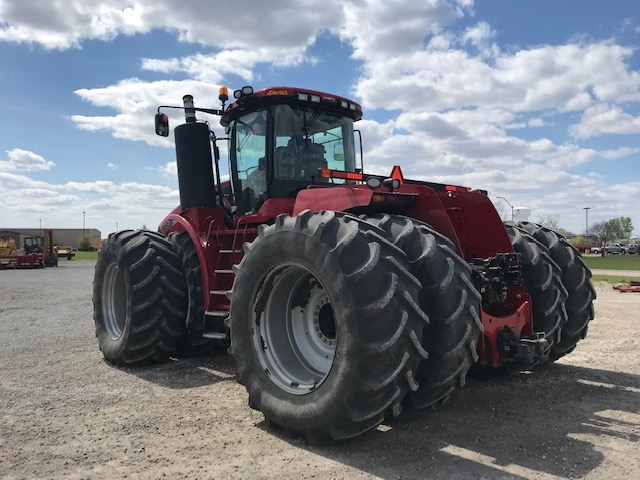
[275, 139, 298, 179]
[299, 141, 327, 179]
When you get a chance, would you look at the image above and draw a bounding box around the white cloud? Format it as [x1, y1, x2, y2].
[570, 104, 640, 139]
[340, 0, 469, 61]
[0, 172, 180, 234]
[0, 1, 147, 49]
[599, 147, 640, 160]
[107, 162, 117, 170]
[527, 118, 548, 127]
[65, 181, 115, 193]
[0, 148, 55, 171]
[461, 21, 496, 49]
[154, 162, 177, 178]
[354, 42, 640, 113]
[72, 78, 225, 146]
[141, 47, 309, 83]
[0, 0, 342, 50]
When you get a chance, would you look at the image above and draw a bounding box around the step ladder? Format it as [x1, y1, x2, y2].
[203, 224, 248, 339]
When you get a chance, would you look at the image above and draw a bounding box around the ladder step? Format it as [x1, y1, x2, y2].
[205, 310, 228, 317]
[219, 249, 242, 254]
[210, 290, 229, 296]
[214, 269, 234, 274]
[202, 332, 229, 340]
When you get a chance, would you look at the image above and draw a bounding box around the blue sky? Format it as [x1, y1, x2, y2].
[1, 0, 639, 238]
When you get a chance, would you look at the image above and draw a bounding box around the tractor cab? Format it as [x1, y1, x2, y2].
[23, 236, 44, 255]
[155, 86, 363, 217]
[220, 87, 362, 214]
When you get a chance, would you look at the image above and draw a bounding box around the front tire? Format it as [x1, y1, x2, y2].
[228, 211, 428, 443]
[93, 230, 185, 366]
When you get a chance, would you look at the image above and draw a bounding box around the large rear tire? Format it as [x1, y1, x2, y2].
[228, 210, 428, 443]
[93, 230, 185, 366]
[504, 224, 568, 353]
[363, 214, 482, 415]
[169, 231, 217, 356]
[508, 222, 595, 361]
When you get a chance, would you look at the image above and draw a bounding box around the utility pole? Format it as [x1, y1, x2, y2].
[584, 207, 590, 238]
[83, 211, 86, 246]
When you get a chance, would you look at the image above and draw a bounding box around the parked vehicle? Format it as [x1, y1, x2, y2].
[55, 245, 75, 260]
[605, 243, 626, 255]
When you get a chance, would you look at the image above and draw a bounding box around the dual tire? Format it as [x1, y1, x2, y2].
[92, 230, 185, 366]
[93, 229, 228, 364]
[228, 211, 482, 442]
[506, 222, 595, 361]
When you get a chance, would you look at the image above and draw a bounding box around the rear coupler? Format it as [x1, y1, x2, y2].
[497, 327, 548, 368]
[471, 252, 548, 368]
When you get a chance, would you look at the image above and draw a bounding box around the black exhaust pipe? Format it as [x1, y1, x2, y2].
[174, 121, 216, 210]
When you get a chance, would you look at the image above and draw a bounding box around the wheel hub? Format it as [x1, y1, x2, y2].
[254, 264, 336, 395]
[102, 263, 127, 340]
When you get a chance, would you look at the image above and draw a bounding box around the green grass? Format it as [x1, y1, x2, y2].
[73, 251, 98, 261]
[582, 254, 640, 271]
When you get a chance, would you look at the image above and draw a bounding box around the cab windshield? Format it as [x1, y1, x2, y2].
[272, 104, 357, 182]
[230, 104, 357, 213]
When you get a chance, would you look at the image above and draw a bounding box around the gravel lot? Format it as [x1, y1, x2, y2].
[1, 261, 639, 479]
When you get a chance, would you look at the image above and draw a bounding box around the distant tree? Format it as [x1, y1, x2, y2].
[609, 216, 633, 239]
[535, 214, 574, 238]
[536, 214, 561, 231]
[494, 202, 511, 222]
[141, 224, 148, 230]
[569, 235, 587, 247]
[92, 237, 103, 251]
[590, 220, 616, 256]
[558, 228, 575, 238]
[77, 235, 91, 251]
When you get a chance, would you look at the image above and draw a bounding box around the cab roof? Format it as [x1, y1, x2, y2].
[220, 86, 363, 126]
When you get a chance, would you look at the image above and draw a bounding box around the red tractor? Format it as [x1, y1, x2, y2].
[92, 85, 595, 443]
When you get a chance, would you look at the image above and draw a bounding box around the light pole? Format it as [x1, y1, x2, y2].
[39, 219, 41, 236]
[83, 211, 86, 244]
[584, 207, 590, 238]
[497, 196, 514, 221]
[116, 221, 118, 231]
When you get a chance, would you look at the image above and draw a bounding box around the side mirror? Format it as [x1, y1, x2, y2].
[155, 113, 169, 137]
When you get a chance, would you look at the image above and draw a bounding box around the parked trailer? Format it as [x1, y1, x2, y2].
[0, 230, 57, 269]
[0, 254, 44, 269]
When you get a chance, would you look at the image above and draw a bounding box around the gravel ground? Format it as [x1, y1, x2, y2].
[1, 261, 639, 480]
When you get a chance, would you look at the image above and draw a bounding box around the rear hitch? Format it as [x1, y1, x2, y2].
[497, 327, 548, 368]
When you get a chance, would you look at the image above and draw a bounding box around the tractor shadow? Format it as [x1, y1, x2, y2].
[262, 364, 640, 479]
[113, 350, 237, 389]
